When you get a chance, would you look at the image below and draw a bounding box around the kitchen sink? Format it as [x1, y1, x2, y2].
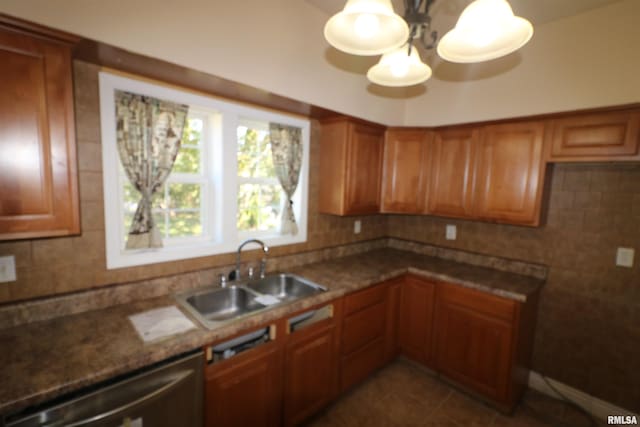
[247, 274, 326, 301]
[176, 274, 326, 329]
[184, 286, 266, 321]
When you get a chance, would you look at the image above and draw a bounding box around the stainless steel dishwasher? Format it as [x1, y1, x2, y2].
[3, 352, 203, 427]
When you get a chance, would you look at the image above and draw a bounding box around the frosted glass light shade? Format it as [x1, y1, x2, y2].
[437, 0, 533, 63]
[324, 0, 409, 56]
[367, 44, 432, 87]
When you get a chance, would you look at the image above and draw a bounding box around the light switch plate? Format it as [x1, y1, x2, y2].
[354, 220, 362, 234]
[0, 255, 17, 283]
[446, 225, 457, 240]
[616, 247, 634, 268]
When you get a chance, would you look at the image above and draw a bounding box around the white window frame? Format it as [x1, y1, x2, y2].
[99, 72, 309, 269]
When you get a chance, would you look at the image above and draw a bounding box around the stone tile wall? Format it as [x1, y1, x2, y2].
[0, 61, 387, 303]
[387, 163, 640, 412]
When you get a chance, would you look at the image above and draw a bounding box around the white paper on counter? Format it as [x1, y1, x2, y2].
[255, 295, 281, 306]
[129, 306, 195, 343]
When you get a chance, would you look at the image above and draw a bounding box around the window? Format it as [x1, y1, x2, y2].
[100, 73, 309, 269]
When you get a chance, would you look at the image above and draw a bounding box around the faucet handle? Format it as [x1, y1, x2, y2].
[218, 274, 227, 288]
[247, 266, 254, 280]
[259, 258, 267, 279]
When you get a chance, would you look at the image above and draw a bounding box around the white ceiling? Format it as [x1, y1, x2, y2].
[306, 0, 624, 26]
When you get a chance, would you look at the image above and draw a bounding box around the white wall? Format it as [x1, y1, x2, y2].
[403, 0, 640, 126]
[0, 0, 407, 125]
[1, 0, 638, 126]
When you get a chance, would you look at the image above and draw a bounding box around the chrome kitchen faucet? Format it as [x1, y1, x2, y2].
[234, 239, 269, 281]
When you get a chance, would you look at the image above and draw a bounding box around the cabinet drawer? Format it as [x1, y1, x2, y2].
[437, 282, 516, 323]
[340, 337, 385, 392]
[549, 111, 640, 160]
[342, 301, 386, 355]
[344, 285, 386, 315]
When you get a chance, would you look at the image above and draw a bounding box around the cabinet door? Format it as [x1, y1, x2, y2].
[284, 324, 338, 426]
[474, 122, 545, 226]
[549, 110, 640, 160]
[384, 279, 402, 364]
[344, 123, 384, 214]
[381, 129, 431, 213]
[434, 294, 513, 402]
[428, 128, 478, 218]
[341, 301, 386, 354]
[318, 121, 349, 215]
[205, 343, 282, 427]
[0, 27, 79, 240]
[341, 337, 385, 392]
[398, 276, 436, 366]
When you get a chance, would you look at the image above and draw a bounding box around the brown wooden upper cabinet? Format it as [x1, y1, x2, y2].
[547, 109, 640, 161]
[0, 25, 79, 240]
[474, 122, 546, 226]
[428, 127, 479, 219]
[319, 118, 384, 215]
[380, 129, 431, 214]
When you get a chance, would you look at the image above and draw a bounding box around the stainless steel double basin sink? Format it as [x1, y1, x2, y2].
[175, 274, 327, 329]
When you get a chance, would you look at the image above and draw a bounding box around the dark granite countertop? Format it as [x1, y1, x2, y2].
[0, 248, 543, 416]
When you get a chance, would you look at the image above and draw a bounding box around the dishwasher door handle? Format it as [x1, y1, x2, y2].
[65, 369, 194, 427]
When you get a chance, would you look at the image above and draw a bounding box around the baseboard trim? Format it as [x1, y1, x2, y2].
[528, 371, 639, 421]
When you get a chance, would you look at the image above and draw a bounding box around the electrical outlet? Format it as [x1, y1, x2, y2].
[0, 255, 16, 283]
[446, 224, 457, 240]
[354, 220, 362, 234]
[616, 247, 634, 268]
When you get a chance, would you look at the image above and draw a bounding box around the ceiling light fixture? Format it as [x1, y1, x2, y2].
[324, 0, 533, 87]
[367, 43, 432, 87]
[437, 0, 534, 63]
[324, 0, 410, 55]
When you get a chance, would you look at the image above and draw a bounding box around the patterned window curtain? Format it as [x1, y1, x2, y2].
[269, 123, 303, 235]
[115, 90, 189, 249]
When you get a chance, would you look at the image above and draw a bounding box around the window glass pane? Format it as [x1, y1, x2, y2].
[183, 118, 203, 145]
[168, 183, 201, 209]
[123, 210, 135, 242]
[237, 183, 282, 231]
[153, 212, 167, 238]
[168, 211, 202, 237]
[173, 117, 203, 173]
[237, 126, 275, 178]
[173, 147, 201, 173]
[123, 180, 140, 211]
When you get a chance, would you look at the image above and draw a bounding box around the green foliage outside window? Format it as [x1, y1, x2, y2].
[237, 126, 283, 232]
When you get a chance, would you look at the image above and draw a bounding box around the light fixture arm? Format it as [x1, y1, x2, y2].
[403, 0, 438, 52]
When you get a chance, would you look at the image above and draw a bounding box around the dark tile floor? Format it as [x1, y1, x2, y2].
[304, 359, 605, 427]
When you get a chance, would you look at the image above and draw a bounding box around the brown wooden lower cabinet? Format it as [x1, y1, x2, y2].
[202, 276, 538, 425]
[383, 278, 402, 364]
[432, 282, 538, 410]
[283, 321, 339, 427]
[339, 280, 395, 392]
[397, 274, 436, 367]
[204, 340, 282, 427]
